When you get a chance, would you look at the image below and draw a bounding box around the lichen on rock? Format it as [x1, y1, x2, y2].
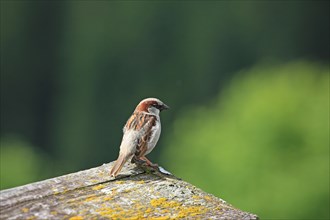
[0, 162, 258, 219]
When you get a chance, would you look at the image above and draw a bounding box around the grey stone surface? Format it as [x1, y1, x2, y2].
[0, 162, 258, 219]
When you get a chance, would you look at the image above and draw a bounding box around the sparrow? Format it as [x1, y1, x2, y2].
[110, 98, 169, 177]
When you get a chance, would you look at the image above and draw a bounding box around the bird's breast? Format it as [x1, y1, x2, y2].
[145, 120, 161, 155]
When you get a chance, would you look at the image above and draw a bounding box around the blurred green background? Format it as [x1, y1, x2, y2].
[1, 1, 329, 219]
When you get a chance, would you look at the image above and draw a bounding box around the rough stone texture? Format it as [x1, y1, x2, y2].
[0, 162, 258, 219]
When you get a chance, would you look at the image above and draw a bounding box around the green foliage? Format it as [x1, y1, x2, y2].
[0, 138, 46, 190]
[161, 61, 329, 219]
[1, 1, 329, 174]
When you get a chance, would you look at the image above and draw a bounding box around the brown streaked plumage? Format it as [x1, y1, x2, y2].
[110, 98, 169, 177]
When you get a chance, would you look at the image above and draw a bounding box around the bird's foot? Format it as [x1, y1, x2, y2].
[140, 156, 158, 168]
[131, 156, 145, 165]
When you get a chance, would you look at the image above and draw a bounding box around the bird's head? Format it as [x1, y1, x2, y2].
[135, 98, 169, 115]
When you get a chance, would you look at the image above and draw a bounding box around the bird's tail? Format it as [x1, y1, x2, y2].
[110, 153, 130, 177]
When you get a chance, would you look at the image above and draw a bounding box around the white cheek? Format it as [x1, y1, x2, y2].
[148, 107, 160, 115]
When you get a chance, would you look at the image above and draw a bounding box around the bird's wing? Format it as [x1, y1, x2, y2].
[133, 113, 157, 158]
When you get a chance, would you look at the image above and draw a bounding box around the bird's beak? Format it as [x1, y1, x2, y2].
[161, 103, 170, 111]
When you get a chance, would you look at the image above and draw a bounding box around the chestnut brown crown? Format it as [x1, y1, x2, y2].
[135, 98, 169, 113]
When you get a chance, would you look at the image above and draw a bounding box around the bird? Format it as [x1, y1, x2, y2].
[110, 98, 169, 177]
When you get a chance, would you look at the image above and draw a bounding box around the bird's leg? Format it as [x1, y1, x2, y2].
[131, 155, 159, 171]
[140, 156, 158, 168]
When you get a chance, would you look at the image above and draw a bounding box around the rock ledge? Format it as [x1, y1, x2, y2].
[0, 162, 258, 219]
